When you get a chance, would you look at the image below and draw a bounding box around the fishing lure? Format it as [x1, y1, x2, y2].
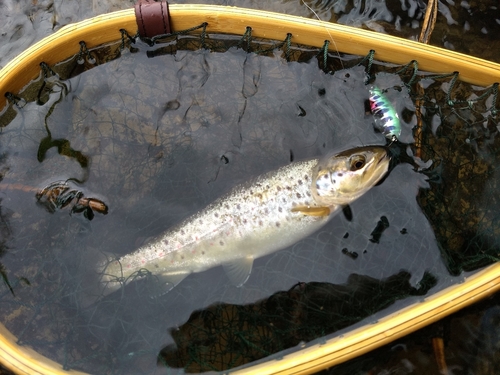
[369, 86, 401, 141]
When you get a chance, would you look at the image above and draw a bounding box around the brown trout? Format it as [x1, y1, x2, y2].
[91, 146, 390, 301]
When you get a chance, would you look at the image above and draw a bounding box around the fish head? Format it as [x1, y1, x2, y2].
[311, 146, 390, 206]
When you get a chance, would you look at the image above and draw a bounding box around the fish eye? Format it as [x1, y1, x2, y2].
[350, 155, 366, 171]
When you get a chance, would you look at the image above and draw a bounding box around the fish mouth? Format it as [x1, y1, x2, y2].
[373, 147, 392, 167]
[372, 148, 392, 187]
[375, 148, 390, 166]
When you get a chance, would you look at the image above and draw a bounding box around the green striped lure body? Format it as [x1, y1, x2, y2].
[369, 86, 401, 141]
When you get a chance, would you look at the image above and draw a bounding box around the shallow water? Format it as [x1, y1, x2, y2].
[0, 1, 499, 374]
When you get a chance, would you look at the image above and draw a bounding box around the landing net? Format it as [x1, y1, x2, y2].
[0, 17, 499, 375]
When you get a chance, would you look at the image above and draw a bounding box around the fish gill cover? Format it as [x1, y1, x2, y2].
[0, 29, 498, 374]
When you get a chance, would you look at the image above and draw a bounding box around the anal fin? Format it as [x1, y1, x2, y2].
[223, 257, 254, 287]
[291, 205, 331, 217]
[148, 272, 190, 297]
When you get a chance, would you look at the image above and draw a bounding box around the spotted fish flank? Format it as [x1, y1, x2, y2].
[369, 86, 401, 141]
[90, 146, 390, 302]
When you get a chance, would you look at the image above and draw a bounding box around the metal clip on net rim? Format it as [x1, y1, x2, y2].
[0, 1, 500, 375]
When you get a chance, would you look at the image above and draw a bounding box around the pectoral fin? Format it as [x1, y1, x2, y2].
[223, 257, 254, 287]
[291, 205, 331, 217]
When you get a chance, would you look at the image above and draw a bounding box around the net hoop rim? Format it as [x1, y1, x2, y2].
[1, 5, 500, 110]
[0, 5, 499, 375]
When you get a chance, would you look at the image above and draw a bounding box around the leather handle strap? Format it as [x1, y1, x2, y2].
[134, 0, 171, 38]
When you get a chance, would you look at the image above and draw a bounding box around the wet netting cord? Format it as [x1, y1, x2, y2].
[76, 41, 97, 65]
[3, 22, 499, 116]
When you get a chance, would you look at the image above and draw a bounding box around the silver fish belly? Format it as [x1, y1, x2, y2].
[97, 146, 390, 297]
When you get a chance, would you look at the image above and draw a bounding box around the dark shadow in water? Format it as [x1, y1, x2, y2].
[37, 134, 89, 170]
[37, 84, 90, 173]
[0, 200, 14, 296]
[0, 153, 14, 296]
[416, 81, 500, 275]
[157, 271, 437, 373]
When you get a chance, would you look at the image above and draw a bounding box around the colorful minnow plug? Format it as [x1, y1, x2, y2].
[369, 86, 401, 141]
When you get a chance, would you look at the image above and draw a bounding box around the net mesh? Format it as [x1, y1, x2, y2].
[0, 21, 499, 374]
